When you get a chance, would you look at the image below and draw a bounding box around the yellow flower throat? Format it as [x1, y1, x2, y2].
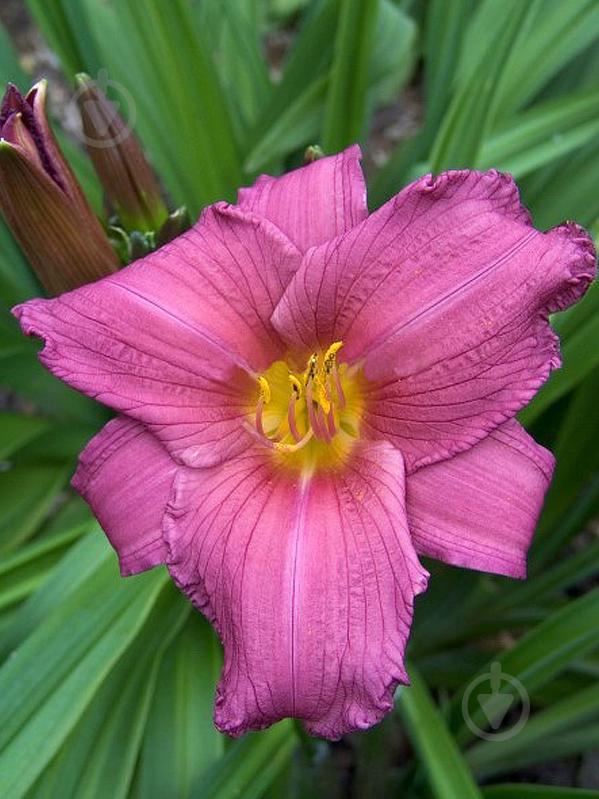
[252, 342, 364, 469]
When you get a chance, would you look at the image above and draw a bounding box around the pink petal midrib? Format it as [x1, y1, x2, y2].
[105, 279, 257, 373]
[345, 229, 538, 360]
[288, 474, 310, 717]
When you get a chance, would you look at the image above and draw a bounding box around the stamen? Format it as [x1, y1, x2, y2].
[315, 404, 332, 443]
[305, 381, 323, 440]
[304, 353, 319, 384]
[255, 376, 271, 438]
[323, 341, 343, 371]
[258, 376, 271, 403]
[326, 407, 337, 438]
[288, 373, 303, 398]
[255, 398, 266, 437]
[287, 393, 302, 442]
[274, 428, 314, 453]
[313, 375, 331, 415]
[332, 363, 346, 408]
[252, 340, 354, 458]
[323, 341, 345, 408]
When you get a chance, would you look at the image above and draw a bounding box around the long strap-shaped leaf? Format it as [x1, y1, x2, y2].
[429, 0, 541, 171]
[467, 680, 599, 778]
[322, 0, 378, 151]
[398, 666, 483, 799]
[449, 588, 599, 744]
[0, 563, 167, 798]
[194, 720, 296, 799]
[483, 786, 599, 799]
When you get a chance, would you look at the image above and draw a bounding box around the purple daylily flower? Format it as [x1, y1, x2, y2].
[14, 146, 596, 739]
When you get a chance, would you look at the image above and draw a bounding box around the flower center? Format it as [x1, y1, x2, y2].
[252, 342, 363, 469]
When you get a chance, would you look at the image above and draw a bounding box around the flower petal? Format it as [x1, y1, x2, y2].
[15, 203, 301, 467]
[238, 145, 368, 252]
[406, 420, 554, 578]
[72, 416, 177, 576]
[273, 170, 595, 470]
[164, 441, 428, 739]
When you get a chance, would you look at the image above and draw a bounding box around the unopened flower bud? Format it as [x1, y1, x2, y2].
[0, 81, 119, 295]
[75, 73, 168, 233]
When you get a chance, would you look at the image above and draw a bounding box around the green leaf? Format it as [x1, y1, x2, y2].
[246, 0, 413, 173]
[27, 0, 242, 213]
[0, 524, 84, 612]
[195, 0, 272, 141]
[0, 343, 108, 426]
[369, 0, 469, 205]
[520, 303, 599, 427]
[0, 529, 110, 658]
[493, 538, 599, 611]
[492, 0, 599, 117]
[483, 787, 599, 799]
[195, 721, 296, 799]
[24, 0, 90, 78]
[430, 0, 541, 170]
[529, 364, 599, 567]
[322, 0, 379, 151]
[368, 0, 416, 108]
[30, 585, 189, 799]
[398, 666, 483, 799]
[244, 75, 327, 174]
[467, 681, 599, 777]
[0, 464, 70, 554]
[522, 137, 599, 229]
[450, 588, 599, 744]
[422, 0, 474, 138]
[0, 220, 40, 307]
[0, 19, 29, 87]
[479, 89, 599, 178]
[0, 413, 49, 459]
[136, 614, 224, 799]
[0, 565, 167, 798]
[245, 0, 338, 163]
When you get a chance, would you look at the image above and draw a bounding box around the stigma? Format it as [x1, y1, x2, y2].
[252, 342, 362, 463]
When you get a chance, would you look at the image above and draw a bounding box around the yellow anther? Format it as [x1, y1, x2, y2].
[323, 340, 343, 373]
[288, 373, 303, 397]
[304, 353, 319, 384]
[258, 376, 271, 403]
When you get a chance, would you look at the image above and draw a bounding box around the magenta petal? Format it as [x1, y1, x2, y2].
[406, 420, 554, 578]
[164, 441, 428, 739]
[72, 416, 177, 576]
[14, 203, 302, 467]
[274, 170, 595, 471]
[238, 145, 368, 252]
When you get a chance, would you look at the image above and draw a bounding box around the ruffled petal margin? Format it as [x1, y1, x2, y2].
[406, 420, 555, 578]
[273, 169, 596, 472]
[164, 441, 428, 740]
[238, 144, 368, 252]
[72, 416, 176, 576]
